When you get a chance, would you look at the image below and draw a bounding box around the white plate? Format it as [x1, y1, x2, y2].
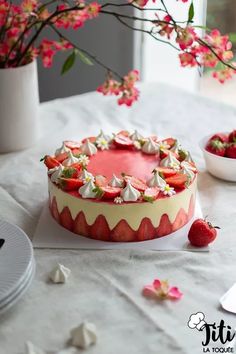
[0, 259, 35, 315]
[0, 220, 34, 307]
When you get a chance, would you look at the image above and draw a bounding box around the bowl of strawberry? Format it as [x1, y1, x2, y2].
[200, 130, 236, 182]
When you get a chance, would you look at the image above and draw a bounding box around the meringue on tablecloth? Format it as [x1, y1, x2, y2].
[70, 322, 97, 349]
[49, 264, 71, 284]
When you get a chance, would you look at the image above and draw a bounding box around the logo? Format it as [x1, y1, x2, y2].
[188, 312, 235, 353]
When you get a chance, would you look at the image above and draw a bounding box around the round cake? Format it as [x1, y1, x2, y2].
[42, 130, 198, 242]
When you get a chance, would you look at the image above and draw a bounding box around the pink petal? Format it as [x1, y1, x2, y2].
[168, 287, 183, 300]
[153, 279, 161, 290]
[142, 285, 157, 298]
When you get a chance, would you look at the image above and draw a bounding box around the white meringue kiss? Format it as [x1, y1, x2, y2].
[160, 152, 180, 169]
[55, 142, 70, 156]
[81, 139, 97, 156]
[148, 172, 166, 188]
[109, 174, 123, 187]
[130, 130, 143, 141]
[142, 137, 160, 155]
[121, 181, 141, 202]
[70, 322, 97, 349]
[49, 263, 71, 284]
[62, 151, 79, 166]
[48, 164, 64, 184]
[79, 179, 96, 199]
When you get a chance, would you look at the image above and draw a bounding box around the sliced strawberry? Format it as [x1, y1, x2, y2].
[72, 148, 82, 156]
[50, 197, 60, 222]
[90, 215, 110, 241]
[155, 167, 177, 178]
[210, 133, 228, 143]
[60, 207, 73, 231]
[44, 155, 60, 169]
[143, 187, 160, 201]
[137, 218, 156, 241]
[100, 186, 121, 199]
[161, 137, 176, 148]
[111, 220, 136, 242]
[156, 214, 173, 237]
[114, 134, 133, 149]
[64, 140, 81, 149]
[160, 149, 178, 160]
[70, 162, 82, 171]
[55, 152, 68, 163]
[172, 208, 188, 232]
[188, 195, 195, 220]
[73, 211, 90, 237]
[62, 167, 80, 179]
[124, 175, 147, 192]
[82, 136, 96, 144]
[59, 177, 83, 191]
[117, 130, 130, 137]
[95, 175, 108, 187]
[165, 173, 188, 189]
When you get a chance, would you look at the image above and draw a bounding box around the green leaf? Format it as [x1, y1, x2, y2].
[143, 195, 154, 203]
[62, 167, 77, 178]
[40, 156, 46, 162]
[61, 51, 76, 75]
[93, 187, 104, 198]
[75, 49, 93, 66]
[188, 2, 194, 23]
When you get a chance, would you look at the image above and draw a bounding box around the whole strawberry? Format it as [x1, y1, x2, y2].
[228, 130, 236, 143]
[206, 139, 226, 157]
[210, 133, 228, 143]
[188, 218, 220, 247]
[225, 143, 236, 159]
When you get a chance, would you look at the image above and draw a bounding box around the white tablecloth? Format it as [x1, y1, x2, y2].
[0, 83, 236, 354]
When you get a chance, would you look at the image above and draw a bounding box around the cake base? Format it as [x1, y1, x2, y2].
[33, 198, 207, 251]
[48, 177, 197, 242]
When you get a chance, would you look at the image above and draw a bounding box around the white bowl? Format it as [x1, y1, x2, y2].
[200, 134, 236, 182]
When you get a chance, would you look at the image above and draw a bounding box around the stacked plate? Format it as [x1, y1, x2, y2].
[0, 219, 35, 315]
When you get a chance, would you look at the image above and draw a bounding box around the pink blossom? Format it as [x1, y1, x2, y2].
[213, 65, 236, 84]
[142, 279, 183, 300]
[176, 26, 197, 50]
[179, 51, 198, 67]
[21, 0, 38, 13]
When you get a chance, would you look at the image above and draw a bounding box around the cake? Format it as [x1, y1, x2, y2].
[42, 130, 198, 242]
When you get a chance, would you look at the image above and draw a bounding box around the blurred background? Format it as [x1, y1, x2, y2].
[38, 0, 236, 106]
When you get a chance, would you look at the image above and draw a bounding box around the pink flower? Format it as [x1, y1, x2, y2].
[213, 64, 236, 84]
[21, 0, 38, 13]
[97, 70, 140, 106]
[87, 2, 101, 19]
[156, 15, 174, 39]
[176, 26, 197, 50]
[179, 51, 198, 67]
[143, 279, 183, 300]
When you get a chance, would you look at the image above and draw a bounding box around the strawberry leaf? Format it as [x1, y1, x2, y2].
[143, 195, 154, 203]
[40, 156, 46, 162]
[93, 186, 104, 198]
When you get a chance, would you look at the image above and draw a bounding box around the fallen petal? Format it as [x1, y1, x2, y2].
[168, 286, 183, 300]
[142, 285, 157, 298]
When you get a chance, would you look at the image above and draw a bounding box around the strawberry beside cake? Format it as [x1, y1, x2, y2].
[42, 130, 198, 242]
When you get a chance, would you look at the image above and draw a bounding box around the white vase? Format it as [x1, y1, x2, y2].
[0, 60, 39, 153]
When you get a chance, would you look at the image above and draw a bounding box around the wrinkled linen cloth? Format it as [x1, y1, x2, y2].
[0, 83, 236, 354]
